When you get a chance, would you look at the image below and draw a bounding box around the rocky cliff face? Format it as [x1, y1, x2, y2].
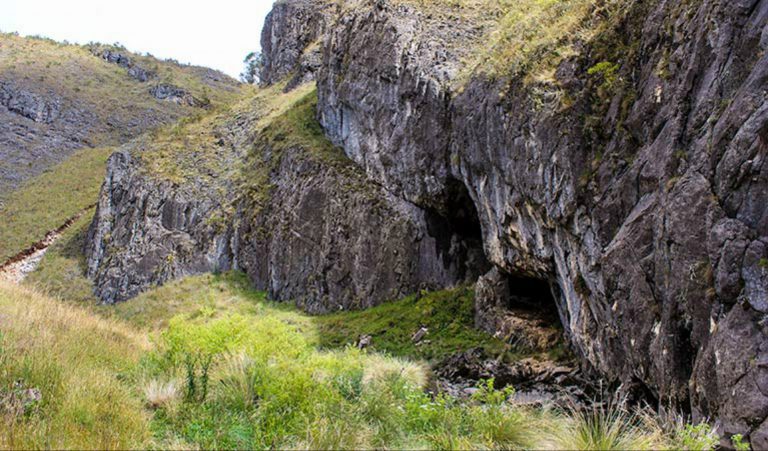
[260, 0, 336, 90]
[85, 87, 475, 311]
[84, 147, 235, 302]
[84, 0, 768, 443]
[234, 142, 465, 314]
[314, 0, 768, 443]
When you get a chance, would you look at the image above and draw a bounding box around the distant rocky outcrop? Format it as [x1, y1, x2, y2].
[0, 81, 61, 123]
[0, 34, 240, 196]
[91, 47, 155, 82]
[149, 84, 206, 107]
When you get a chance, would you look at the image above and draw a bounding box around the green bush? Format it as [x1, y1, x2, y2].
[732, 433, 751, 451]
[675, 423, 720, 451]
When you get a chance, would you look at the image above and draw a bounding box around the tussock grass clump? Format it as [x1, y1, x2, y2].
[551, 402, 661, 450]
[546, 401, 723, 451]
[143, 379, 179, 411]
[659, 414, 720, 451]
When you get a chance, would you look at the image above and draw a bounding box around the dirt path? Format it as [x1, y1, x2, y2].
[0, 206, 95, 283]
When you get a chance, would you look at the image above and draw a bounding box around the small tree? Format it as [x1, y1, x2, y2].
[240, 51, 265, 85]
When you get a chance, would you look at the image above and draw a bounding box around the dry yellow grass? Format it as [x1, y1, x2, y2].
[390, 0, 628, 85]
[137, 81, 315, 184]
[0, 281, 150, 449]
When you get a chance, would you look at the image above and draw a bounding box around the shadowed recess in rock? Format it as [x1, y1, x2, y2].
[505, 274, 559, 316]
[425, 176, 491, 282]
[475, 266, 565, 352]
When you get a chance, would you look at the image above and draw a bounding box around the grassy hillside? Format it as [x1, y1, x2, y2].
[0, 147, 109, 263]
[0, 32, 244, 199]
[0, 33, 247, 263]
[4, 273, 715, 450]
[0, 33, 241, 124]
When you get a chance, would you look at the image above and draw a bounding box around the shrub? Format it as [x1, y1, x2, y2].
[673, 422, 719, 451]
[159, 314, 257, 402]
[732, 433, 751, 451]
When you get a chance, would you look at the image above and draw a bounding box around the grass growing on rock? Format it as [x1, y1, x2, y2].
[391, 0, 630, 84]
[137, 82, 315, 185]
[6, 272, 719, 449]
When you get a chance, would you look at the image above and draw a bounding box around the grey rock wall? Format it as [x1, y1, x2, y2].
[315, 0, 768, 441]
[260, 0, 336, 89]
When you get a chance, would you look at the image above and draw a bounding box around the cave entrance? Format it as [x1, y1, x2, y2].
[505, 274, 560, 319]
[426, 177, 491, 282]
[482, 271, 564, 351]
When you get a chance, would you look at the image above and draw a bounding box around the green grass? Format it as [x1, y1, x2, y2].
[315, 287, 507, 360]
[100, 272, 504, 362]
[0, 147, 110, 263]
[95, 273, 546, 449]
[4, 273, 717, 449]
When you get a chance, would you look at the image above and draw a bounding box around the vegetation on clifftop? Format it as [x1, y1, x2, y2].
[391, 0, 631, 85]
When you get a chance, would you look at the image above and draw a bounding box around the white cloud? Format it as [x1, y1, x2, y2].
[0, 0, 275, 78]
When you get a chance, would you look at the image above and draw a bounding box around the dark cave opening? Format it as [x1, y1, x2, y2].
[504, 274, 560, 318]
[425, 177, 491, 282]
[425, 177, 562, 327]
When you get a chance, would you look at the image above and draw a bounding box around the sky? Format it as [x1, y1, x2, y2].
[0, 0, 275, 79]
